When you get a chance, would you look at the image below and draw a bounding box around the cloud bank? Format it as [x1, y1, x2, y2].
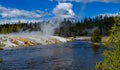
[50, 0, 120, 3]
[0, 6, 49, 19]
[0, 5, 50, 23]
[53, 3, 76, 19]
[97, 13, 119, 17]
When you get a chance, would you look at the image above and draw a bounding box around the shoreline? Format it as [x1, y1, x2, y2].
[0, 34, 108, 50]
[70, 36, 108, 42]
[0, 34, 71, 49]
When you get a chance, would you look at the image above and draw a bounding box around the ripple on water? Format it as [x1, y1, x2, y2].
[0, 41, 107, 70]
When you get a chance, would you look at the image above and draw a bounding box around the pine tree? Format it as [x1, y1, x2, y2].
[91, 28, 101, 43]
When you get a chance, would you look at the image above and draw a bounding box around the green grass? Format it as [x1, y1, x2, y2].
[93, 42, 101, 45]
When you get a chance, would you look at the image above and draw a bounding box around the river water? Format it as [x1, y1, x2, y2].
[0, 41, 107, 70]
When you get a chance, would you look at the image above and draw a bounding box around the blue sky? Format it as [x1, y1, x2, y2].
[0, 0, 120, 23]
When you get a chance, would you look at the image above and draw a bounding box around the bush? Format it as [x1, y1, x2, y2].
[91, 28, 101, 43]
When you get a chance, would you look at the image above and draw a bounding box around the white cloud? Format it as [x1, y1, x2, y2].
[0, 5, 51, 23]
[0, 19, 42, 24]
[53, 3, 76, 19]
[91, 12, 120, 19]
[75, 0, 120, 3]
[0, 5, 49, 19]
[97, 13, 119, 17]
[50, 0, 120, 3]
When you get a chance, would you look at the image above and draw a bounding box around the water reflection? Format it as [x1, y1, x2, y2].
[49, 47, 73, 70]
[0, 41, 106, 70]
[91, 44, 100, 54]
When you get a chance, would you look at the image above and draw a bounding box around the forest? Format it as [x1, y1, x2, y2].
[0, 15, 115, 37]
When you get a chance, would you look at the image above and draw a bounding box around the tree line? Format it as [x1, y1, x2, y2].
[0, 21, 41, 34]
[56, 15, 115, 37]
[0, 15, 115, 37]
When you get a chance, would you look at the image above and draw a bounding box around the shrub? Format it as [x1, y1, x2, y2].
[91, 28, 101, 43]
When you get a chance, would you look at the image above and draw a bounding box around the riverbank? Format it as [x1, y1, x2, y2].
[71, 36, 108, 42]
[0, 33, 108, 49]
[0, 32, 71, 49]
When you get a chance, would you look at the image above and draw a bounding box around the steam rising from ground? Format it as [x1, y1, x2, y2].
[0, 2, 76, 49]
[0, 20, 69, 49]
[41, 21, 60, 36]
[0, 32, 69, 49]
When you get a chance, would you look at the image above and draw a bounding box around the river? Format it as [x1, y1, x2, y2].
[0, 41, 108, 70]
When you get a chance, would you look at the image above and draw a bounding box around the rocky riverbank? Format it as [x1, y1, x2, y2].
[0, 33, 71, 49]
[0, 33, 108, 49]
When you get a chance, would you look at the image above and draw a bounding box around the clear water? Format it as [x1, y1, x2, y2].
[0, 41, 107, 70]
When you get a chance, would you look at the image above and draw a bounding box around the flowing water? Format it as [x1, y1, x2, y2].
[0, 41, 108, 70]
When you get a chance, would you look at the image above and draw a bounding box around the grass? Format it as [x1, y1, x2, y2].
[93, 42, 101, 45]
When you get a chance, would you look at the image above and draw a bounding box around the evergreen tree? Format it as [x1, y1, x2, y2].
[96, 16, 120, 70]
[91, 28, 101, 43]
